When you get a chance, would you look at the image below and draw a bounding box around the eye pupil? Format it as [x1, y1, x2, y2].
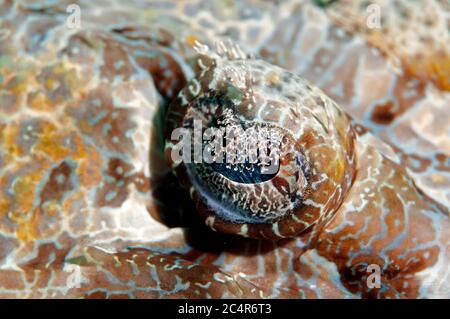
[206, 160, 279, 184]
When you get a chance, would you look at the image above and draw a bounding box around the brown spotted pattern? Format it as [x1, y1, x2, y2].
[0, 0, 449, 298]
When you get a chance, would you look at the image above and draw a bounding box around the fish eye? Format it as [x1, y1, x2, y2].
[165, 56, 356, 240]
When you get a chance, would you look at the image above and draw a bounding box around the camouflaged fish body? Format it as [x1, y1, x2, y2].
[165, 48, 450, 298]
[0, 0, 449, 298]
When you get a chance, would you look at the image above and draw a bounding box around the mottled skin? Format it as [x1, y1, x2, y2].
[165, 50, 450, 298]
[0, 0, 449, 298]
